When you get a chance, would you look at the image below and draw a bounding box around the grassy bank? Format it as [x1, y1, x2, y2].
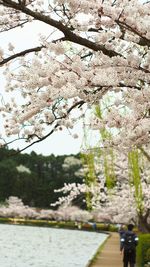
[136, 233, 150, 267]
[0, 217, 118, 232]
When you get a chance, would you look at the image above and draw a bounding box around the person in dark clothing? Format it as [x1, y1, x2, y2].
[120, 224, 138, 267]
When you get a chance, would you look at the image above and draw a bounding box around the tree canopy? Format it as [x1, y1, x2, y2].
[0, 147, 83, 208]
[0, 0, 149, 153]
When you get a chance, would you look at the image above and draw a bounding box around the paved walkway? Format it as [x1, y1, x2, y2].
[89, 232, 123, 267]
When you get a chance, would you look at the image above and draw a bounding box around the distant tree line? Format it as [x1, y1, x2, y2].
[0, 148, 83, 209]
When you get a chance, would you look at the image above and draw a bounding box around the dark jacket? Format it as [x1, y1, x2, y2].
[120, 230, 138, 251]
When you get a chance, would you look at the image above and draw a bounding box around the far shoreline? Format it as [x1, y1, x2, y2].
[0, 217, 117, 233]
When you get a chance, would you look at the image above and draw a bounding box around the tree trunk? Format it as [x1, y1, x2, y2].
[138, 213, 150, 233]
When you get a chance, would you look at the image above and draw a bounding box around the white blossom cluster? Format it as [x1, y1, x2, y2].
[54, 205, 92, 222]
[52, 176, 150, 225]
[51, 183, 89, 207]
[51, 180, 107, 208]
[62, 156, 82, 170]
[0, 0, 149, 151]
[91, 87, 150, 149]
[16, 164, 31, 174]
[0, 196, 39, 218]
[0, 196, 93, 222]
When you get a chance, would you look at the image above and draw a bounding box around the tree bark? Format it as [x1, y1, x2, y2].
[138, 211, 150, 233]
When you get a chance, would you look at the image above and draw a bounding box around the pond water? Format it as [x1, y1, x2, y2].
[0, 224, 107, 267]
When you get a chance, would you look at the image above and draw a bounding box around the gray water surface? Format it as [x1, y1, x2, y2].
[0, 224, 107, 267]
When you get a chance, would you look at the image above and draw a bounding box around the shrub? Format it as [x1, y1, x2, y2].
[145, 248, 150, 263]
[136, 234, 150, 267]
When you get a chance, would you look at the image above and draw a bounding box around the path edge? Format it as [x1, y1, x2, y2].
[86, 232, 111, 267]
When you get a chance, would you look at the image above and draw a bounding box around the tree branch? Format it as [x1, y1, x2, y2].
[2, 0, 119, 57]
[116, 20, 150, 47]
[0, 37, 66, 66]
[139, 146, 150, 162]
[0, 46, 43, 66]
[8, 100, 85, 154]
[0, 20, 28, 33]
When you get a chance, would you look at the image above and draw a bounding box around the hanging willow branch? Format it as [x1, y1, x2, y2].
[128, 149, 144, 214]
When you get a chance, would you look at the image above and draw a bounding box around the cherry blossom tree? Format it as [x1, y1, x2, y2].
[0, 0, 150, 232]
[0, 196, 39, 218]
[0, 196, 93, 222]
[0, 0, 149, 153]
